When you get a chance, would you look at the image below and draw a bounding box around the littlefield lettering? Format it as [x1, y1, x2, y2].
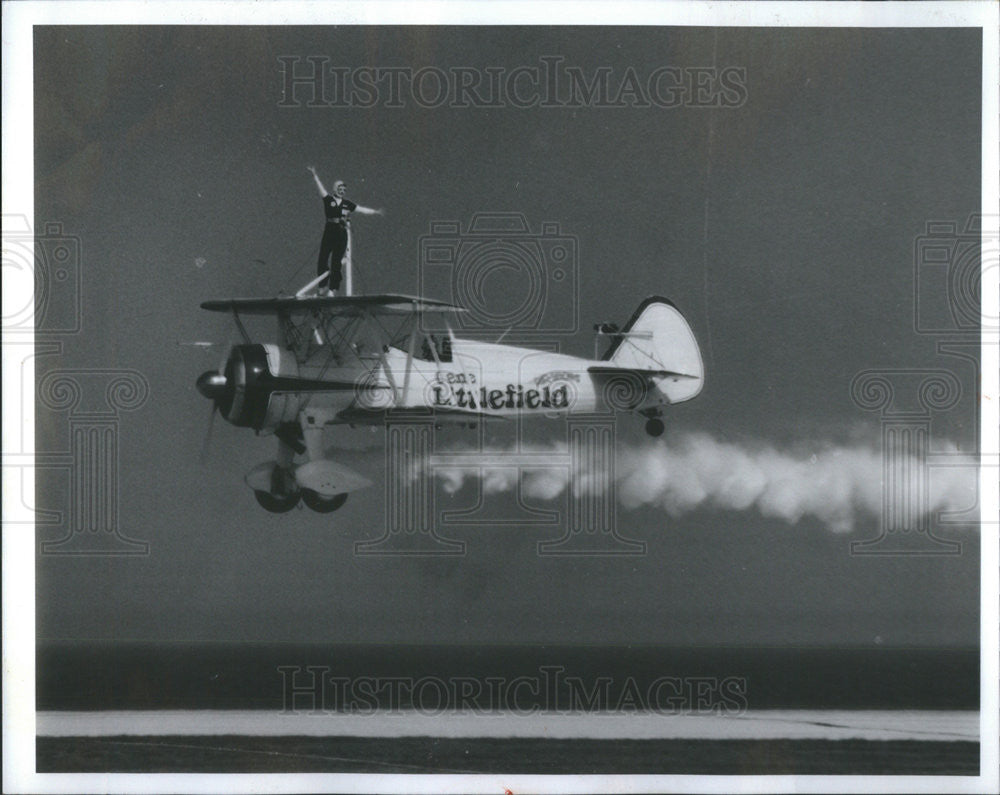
[434, 383, 569, 410]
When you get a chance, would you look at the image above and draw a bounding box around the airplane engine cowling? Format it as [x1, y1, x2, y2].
[222, 344, 302, 431]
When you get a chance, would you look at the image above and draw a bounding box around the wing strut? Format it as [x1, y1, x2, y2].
[401, 304, 419, 403]
[344, 222, 353, 296]
[296, 270, 330, 298]
[365, 308, 400, 405]
[231, 308, 251, 344]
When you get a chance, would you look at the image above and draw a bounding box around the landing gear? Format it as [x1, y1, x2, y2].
[243, 418, 370, 513]
[275, 422, 306, 455]
[302, 490, 349, 513]
[645, 416, 665, 437]
[253, 463, 300, 512]
[254, 489, 300, 513]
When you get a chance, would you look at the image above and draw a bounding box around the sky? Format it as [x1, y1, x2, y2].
[30, 25, 983, 647]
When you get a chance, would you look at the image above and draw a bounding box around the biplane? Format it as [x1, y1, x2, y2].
[196, 259, 704, 513]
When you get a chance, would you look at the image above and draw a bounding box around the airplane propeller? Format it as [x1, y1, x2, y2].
[196, 343, 233, 463]
[199, 402, 218, 464]
[195, 369, 229, 402]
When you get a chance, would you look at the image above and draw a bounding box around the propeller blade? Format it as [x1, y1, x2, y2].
[199, 404, 218, 465]
[217, 339, 232, 373]
[188, 334, 233, 465]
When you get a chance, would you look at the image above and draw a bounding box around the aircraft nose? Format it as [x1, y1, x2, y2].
[196, 370, 228, 401]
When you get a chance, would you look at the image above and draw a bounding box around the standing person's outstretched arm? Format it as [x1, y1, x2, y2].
[307, 165, 328, 197]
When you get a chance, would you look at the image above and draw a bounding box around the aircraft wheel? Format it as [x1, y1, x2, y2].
[302, 490, 349, 513]
[254, 489, 300, 513]
[645, 417, 665, 437]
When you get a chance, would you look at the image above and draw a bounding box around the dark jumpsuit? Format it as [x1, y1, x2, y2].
[317, 195, 357, 290]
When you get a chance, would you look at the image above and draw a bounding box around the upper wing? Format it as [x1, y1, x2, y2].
[201, 294, 467, 316]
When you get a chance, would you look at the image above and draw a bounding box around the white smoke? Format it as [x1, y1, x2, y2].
[423, 432, 978, 534]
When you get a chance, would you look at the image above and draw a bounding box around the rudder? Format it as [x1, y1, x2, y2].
[603, 296, 704, 403]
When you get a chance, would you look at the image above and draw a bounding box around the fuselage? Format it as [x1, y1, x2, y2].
[201, 336, 666, 432]
[380, 339, 605, 415]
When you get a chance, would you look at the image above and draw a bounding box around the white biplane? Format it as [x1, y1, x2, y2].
[196, 259, 704, 513]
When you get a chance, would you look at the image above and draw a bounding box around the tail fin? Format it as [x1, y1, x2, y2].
[603, 296, 704, 403]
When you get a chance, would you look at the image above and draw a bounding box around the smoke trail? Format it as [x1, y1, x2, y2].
[423, 432, 978, 534]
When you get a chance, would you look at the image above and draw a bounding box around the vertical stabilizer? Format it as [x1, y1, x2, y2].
[603, 296, 704, 403]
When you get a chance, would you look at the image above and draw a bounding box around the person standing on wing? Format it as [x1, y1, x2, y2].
[308, 166, 384, 295]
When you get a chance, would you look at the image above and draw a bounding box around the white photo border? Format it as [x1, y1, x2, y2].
[3, 2, 998, 793]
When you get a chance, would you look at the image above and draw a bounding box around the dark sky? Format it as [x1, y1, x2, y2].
[33, 26, 981, 646]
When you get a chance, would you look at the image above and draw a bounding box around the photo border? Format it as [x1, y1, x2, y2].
[4, 2, 997, 793]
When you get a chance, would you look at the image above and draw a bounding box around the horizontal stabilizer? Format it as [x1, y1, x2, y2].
[588, 365, 700, 380]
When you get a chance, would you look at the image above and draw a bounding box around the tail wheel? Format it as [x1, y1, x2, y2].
[645, 417, 665, 437]
[254, 490, 300, 513]
[302, 490, 349, 513]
